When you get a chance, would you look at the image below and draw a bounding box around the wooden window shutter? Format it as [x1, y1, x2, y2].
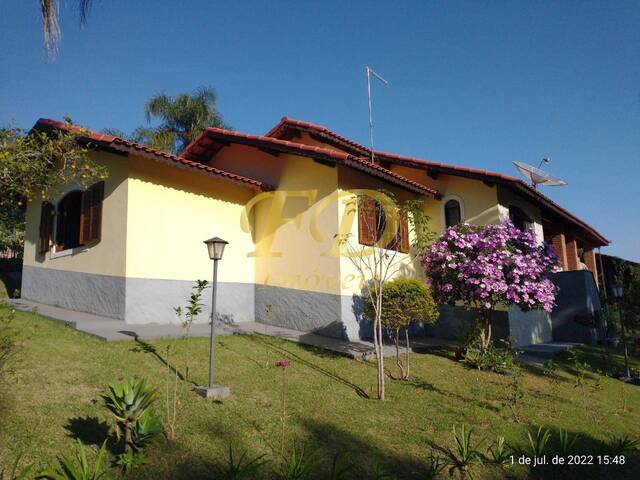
[358, 195, 376, 246]
[80, 181, 104, 246]
[38, 202, 54, 254]
[399, 216, 410, 253]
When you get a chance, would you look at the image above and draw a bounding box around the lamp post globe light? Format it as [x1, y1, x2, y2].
[612, 283, 631, 379]
[196, 237, 231, 400]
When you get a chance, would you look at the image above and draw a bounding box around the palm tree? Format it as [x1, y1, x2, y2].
[142, 87, 228, 153]
[39, 0, 93, 55]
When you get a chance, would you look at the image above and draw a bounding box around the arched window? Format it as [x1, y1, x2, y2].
[358, 196, 409, 253]
[38, 181, 105, 255]
[509, 205, 532, 231]
[444, 199, 462, 229]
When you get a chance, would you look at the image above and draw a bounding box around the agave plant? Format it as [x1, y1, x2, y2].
[115, 450, 148, 475]
[422, 451, 446, 479]
[36, 441, 108, 480]
[279, 444, 319, 480]
[557, 429, 579, 457]
[220, 446, 267, 480]
[102, 378, 158, 452]
[487, 436, 511, 466]
[526, 427, 552, 458]
[327, 453, 354, 480]
[445, 424, 483, 479]
[131, 410, 163, 449]
[608, 435, 640, 456]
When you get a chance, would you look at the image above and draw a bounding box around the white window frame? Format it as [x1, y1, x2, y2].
[49, 185, 89, 258]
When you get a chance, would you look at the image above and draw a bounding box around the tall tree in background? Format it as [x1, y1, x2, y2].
[105, 88, 228, 154]
[139, 87, 227, 153]
[39, 0, 93, 55]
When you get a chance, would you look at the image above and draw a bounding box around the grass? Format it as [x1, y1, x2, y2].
[1, 306, 639, 479]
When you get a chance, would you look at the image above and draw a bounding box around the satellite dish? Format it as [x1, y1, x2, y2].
[513, 159, 567, 189]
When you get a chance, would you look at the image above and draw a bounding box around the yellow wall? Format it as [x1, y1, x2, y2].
[22, 151, 129, 277]
[124, 155, 257, 284]
[208, 146, 431, 297]
[389, 165, 501, 233]
[21, 135, 514, 301]
[249, 153, 342, 295]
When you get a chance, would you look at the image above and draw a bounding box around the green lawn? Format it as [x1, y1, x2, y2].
[1, 307, 639, 479]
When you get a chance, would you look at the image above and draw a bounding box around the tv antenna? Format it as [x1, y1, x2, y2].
[513, 158, 568, 189]
[366, 66, 388, 164]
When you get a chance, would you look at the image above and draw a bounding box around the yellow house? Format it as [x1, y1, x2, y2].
[22, 119, 434, 341]
[263, 118, 610, 344]
[21, 117, 609, 344]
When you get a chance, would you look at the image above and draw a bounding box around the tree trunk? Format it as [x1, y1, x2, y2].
[372, 310, 382, 400]
[404, 328, 411, 380]
[479, 309, 493, 352]
[374, 296, 385, 400]
[124, 423, 132, 453]
[377, 316, 385, 400]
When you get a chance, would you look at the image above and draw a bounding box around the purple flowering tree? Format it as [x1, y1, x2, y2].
[422, 222, 559, 352]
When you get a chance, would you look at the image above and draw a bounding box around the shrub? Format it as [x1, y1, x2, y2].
[423, 222, 558, 352]
[462, 336, 517, 375]
[365, 278, 439, 379]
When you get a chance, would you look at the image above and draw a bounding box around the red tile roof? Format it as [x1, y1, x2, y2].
[33, 119, 272, 191]
[183, 127, 438, 197]
[267, 117, 610, 246]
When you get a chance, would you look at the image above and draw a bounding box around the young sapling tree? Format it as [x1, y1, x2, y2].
[338, 192, 434, 400]
[364, 278, 438, 380]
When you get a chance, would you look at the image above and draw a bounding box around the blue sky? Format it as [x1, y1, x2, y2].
[1, 1, 638, 260]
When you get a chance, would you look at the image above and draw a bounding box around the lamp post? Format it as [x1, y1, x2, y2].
[612, 283, 631, 379]
[196, 236, 231, 399]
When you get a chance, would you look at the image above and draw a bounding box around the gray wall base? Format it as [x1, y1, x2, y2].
[21, 265, 125, 319]
[20, 266, 254, 325]
[125, 278, 254, 325]
[424, 305, 509, 342]
[255, 284, 350, 340]
[507, 307, 552, 346]
[549, 270, 603, 343]
[21, 265, 558, 346]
